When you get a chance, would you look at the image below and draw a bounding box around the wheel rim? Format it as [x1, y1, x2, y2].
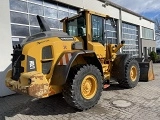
[81, 75, 97, 99]
[130, 66, 137, 81]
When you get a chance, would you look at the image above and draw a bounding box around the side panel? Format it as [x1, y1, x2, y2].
[51, 50, 103, 85]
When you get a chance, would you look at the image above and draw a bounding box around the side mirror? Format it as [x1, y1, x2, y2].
[78, 27, 86, 36]
[111, 18, 116, 27]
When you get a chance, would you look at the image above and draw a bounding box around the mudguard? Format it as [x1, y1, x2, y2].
[111, 54, 130, 80]
[52, 50, 103, 85]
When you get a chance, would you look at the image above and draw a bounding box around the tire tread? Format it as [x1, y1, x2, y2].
[63, 64, 103, 110]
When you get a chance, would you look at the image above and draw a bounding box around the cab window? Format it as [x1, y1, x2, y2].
[66, 15, 86, 37]
[91, 15, 104, 44]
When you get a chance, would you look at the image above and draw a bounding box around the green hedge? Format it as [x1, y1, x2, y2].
[149, 51, 157, 62]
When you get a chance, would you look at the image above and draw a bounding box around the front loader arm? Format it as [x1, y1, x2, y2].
[105, 41, 125, 61]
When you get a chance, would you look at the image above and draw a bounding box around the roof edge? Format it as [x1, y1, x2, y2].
[98, 0, 154, 23]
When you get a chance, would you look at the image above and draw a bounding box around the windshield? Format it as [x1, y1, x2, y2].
[66, 15, 86, 36]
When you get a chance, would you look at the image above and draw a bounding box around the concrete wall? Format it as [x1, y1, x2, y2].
[121, 11, 154, 28]
[83, 0, 119, 19]
[57, 0, 120, 19]
[0, 0, 14, 96]
[55, 0, 83, 8]
[142, 39, 156, 48]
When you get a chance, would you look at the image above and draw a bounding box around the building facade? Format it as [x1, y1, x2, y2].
[0, 0, 156, 96]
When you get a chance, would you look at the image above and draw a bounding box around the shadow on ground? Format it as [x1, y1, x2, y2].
[0, 81, 136, 120]
[104, 81, 125, 91]
[0, 93, 77, 119]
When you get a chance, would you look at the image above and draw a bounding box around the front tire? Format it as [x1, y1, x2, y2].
[62, 64, 103, 110]
[118, 59, 140, 88]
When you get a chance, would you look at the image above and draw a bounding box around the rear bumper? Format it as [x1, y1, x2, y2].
[5, 70, 55, 98]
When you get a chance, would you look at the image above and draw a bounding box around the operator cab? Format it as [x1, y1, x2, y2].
[61, 10, 117, 50]
[61, 11, 88, 49]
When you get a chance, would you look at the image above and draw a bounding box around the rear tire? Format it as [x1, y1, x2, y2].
[118, 59, 140, 88]
[62, 64, 103, 110]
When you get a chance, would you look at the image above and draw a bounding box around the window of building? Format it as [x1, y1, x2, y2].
[122, 22, 139, 57]
[10, 0, 27, 12]
[9, 0, 78, 45]
[11, 25, 29, 36]
[142, 27, 154, 40]
[148, 47, 152, 54]
[10, 12, 29, 25]
[152, 47, 155, 52]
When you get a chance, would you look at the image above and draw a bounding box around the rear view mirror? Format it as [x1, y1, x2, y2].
[111, 18, 116, 27]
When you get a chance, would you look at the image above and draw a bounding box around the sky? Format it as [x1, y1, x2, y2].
[108, 0, 160, 48]
[108, 0, 160, 20]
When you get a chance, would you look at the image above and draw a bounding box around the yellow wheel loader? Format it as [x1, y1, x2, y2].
[5, 9, 154, 110]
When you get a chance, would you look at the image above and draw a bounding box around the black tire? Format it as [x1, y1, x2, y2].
[118, 59, 140, 88]
[62, 64, 103, 110]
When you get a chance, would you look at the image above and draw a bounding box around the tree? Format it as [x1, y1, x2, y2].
[155, 17, 160, 41]
[149, 51, 157, 62]
[154, 16, 160, 49]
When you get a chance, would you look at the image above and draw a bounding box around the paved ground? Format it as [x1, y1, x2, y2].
[0, 63, 160, 120]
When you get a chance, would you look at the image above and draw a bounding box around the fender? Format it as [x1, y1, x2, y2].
[51, 50, 103, 85]
[111, 54, 130, 80]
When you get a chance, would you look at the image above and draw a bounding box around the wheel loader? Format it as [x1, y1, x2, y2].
[5, 9, 154, 110]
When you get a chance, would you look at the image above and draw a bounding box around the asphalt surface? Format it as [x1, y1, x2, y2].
[0, 63, 160, 120]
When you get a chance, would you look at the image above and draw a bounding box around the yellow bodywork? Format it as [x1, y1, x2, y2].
[6, 70, 56, 98]
[6, 37, 81, 97]
[5, 9, 124, 98]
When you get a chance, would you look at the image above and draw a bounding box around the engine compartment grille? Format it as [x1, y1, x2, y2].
[11, 44, 24, 81]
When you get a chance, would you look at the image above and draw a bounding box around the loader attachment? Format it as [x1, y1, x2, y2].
[135, 58, 154, 82]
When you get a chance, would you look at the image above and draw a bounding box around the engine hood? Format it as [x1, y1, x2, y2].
[21, 30, 73, 46]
